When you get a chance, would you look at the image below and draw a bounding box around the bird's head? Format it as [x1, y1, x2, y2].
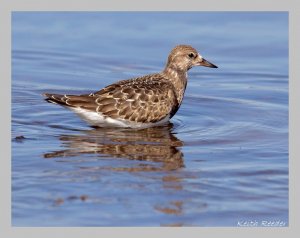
[165, 45, 218, 72]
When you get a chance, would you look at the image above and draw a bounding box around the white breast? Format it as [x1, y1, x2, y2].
[70, 107, 169, 129]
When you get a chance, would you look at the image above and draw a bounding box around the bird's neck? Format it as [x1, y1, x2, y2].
[162, 66, 188, 105]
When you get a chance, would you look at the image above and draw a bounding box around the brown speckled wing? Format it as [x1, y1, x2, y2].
[44, 74, 179, 123]
[94, 76, 179, 123]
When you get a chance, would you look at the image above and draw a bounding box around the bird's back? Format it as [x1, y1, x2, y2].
[44, 73, 179, 128]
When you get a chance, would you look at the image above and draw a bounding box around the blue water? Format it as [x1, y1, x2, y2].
[12, 12, 288, 226]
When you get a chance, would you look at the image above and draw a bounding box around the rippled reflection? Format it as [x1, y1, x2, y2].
[44, 123, 185, 171]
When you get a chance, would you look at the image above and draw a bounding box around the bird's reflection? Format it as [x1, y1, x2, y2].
[44, 123, 185, 171]
[44, 123, 190, 222]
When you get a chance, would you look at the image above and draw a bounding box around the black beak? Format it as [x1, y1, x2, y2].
[199, 58, 218, 68]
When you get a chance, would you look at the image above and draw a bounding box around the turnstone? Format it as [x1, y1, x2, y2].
[43, 45, 217, 129]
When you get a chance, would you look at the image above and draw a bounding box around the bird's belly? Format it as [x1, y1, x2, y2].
[70, 107, 170, 129]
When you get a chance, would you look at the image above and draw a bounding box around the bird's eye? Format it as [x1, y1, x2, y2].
[188, 53, 195, 58]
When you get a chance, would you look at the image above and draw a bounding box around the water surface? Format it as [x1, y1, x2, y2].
[12, 12, 288, 226]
